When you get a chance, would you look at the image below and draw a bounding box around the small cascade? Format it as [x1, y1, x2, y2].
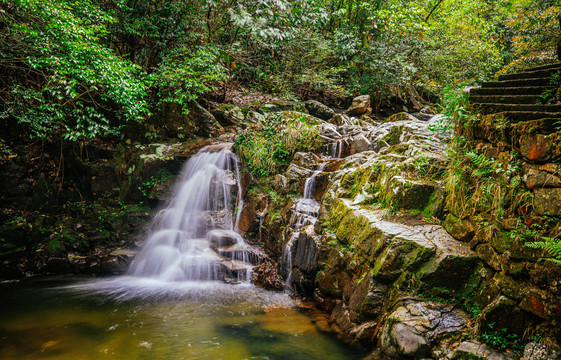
[128, 143, 257, 284]
[282, 163, 325, 289]
[303, 163, 326, 200]
[328, 139, 344, 159]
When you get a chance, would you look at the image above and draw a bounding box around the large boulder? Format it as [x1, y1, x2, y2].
[346, 95, 372, 117]
[379, 301, 469, 358]
[305, 100, 336, 120]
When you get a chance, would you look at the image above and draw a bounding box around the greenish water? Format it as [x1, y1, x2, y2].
[0, 276, 366, 360]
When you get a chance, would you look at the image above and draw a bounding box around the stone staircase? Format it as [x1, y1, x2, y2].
[470, 62, 561, 121]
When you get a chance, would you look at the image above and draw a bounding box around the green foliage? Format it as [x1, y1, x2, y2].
[480, 323, 525, 353]
[499, 2, 560, 74]
[1, 0, 149, 140]
[526, 237, 561, 264]
[538, 71, 561, 105]
[139, 169, 174, 198]
[233, 112, 321, 176]
[151, 46, 227, 114]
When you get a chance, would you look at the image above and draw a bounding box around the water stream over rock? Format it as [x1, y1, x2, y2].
[128, 143, 256, 284]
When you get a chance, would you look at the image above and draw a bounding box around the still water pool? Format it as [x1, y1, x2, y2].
[0, 276, 367, 359]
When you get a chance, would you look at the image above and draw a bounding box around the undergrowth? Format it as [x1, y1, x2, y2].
[233, 111, 321, 176]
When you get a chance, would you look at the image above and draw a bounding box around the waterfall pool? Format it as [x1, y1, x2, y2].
[0, 276, 367, 360]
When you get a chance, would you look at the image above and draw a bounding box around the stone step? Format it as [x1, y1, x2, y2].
[474, 103, 561, 115]
[525, 62, 561, 72]
[470, 86, 554, 96]
[482, 78, 551, 88]
[469, 95, 541, 105]
[493, 111, 561, 121]
[498, 68, 560, 81]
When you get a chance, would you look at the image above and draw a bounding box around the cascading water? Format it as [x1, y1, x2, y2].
[127, 143, 253, 283]
[283, 163, 325, 288]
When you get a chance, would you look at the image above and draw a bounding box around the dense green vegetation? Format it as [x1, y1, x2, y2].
[1, 0, 559, 144]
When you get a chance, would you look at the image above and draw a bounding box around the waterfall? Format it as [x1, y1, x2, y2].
[127, 143, 253, 283]
[303, 163, 326, 200]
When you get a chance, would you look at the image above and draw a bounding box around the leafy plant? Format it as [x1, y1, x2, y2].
[480, 323, 524, 353]
[526, 237, 561, 264]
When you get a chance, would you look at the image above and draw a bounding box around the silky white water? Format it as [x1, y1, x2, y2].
[128, 143, 251, 283]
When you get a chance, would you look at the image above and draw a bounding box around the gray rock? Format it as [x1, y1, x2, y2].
[379, 302, 469, 358]
[305, 100, 336, 120]
[524, 342, 561, 360]
[350, 134, 372, 154]
[447, 340, 517, 360]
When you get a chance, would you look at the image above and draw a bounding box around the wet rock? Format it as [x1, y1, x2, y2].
[208, 229, 242, 247]
[252, 261, 285, 291]
[524, 342, 561, 360]
[446, 340, 517, 360]
[318, 122, 342, 139]
[292, 152, 321, 169]
[412, 112, 434, 121]
[245, 110, 264, 123]
[349, 134, 372, 154]
[305, 100, 336, 120]
[381, 125, 405, 145]
[273, 174, 289, 192]
[346, 95, 371, 116]
[292, 226, 321, 275]
[0, 163, 32, 202]
[218, 259, 249, 280]
[534, 188, 561, 215]
[237, 201, 256, 236]
[212, 107, 243, 127]
[443, 214, 476, 242]
[347, 276, 388, 322]
[379, 301, 469, 358]
[286, 164, 312, 185]
[476, 244, 502, 271]
[96, 255, 131, 274]
[386, 112, 418, 122]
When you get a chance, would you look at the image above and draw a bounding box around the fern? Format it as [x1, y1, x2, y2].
[526, 237, 561, 264]
[466, 152, 495, 177]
